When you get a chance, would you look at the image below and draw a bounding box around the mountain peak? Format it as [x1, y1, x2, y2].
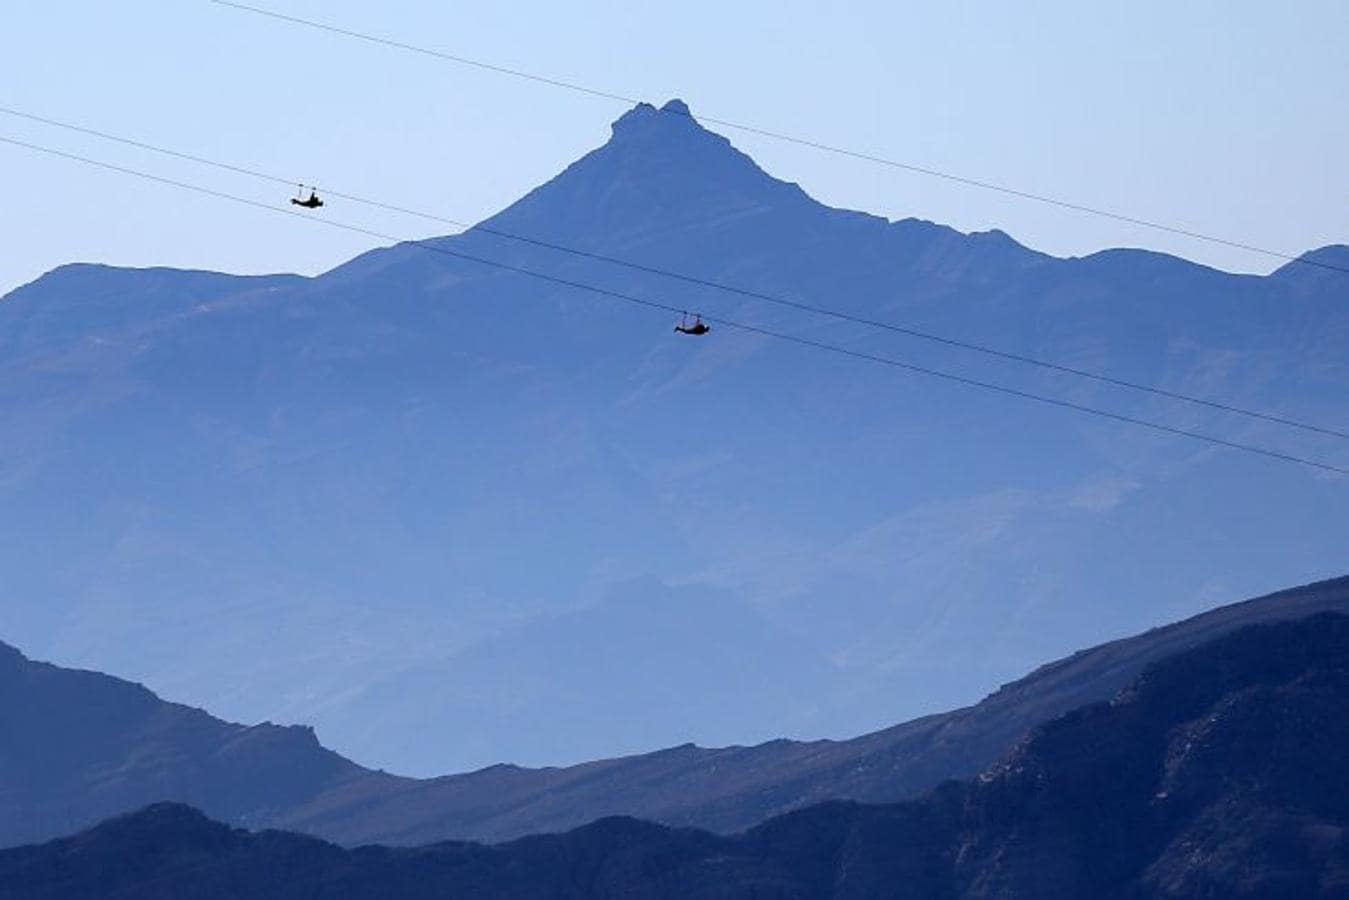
[462, 97, 816, 245]
[609, 97, 707, 140]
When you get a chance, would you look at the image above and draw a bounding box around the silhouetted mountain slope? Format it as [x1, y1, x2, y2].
[3, 101, 1346, 778]
[0, 640, 384, 848]
[3, 576, 1346, 850]
[5, 612, 1346, 899]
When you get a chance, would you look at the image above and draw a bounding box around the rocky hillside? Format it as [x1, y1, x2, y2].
[4, 611, 1346, 898]
[3, 575, 1345, 849]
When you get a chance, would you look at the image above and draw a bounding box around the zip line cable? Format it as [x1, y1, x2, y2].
[2, 104, 1344, 442]
[2, 133, 1345, 477]
[206, 0, 1349, 277]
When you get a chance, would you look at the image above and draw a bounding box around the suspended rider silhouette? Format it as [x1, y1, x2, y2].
[674, 313, 710, 336]
[291, 185, 324, 209]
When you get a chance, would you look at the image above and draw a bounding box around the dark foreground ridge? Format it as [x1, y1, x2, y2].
[2, 576, 1347, 849]
[5, 611, 1348, 899]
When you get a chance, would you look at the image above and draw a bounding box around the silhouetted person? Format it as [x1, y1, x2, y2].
[675, 315, 710, 335]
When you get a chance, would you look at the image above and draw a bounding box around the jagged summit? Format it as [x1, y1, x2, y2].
[603, 97, 739, 166]
[460, 97, 823, 247]
[318, 94, 903, 290]
[610, 98, 703, 137]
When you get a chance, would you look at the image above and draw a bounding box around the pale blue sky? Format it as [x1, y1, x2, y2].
[2, 0, 1346, 295]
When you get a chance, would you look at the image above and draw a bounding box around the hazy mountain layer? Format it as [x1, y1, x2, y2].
[1, 100, 1346, 773]
[5, 611, 1346, 899]
[3, 575, 1344, 849]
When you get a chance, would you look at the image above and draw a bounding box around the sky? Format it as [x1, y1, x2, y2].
[2, 0, 1346, 297]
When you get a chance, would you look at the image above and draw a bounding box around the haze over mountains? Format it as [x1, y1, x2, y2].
[7, 610, 1347, 899]
[1, 99, 1346, 775]
[3, 575, 1345, 849]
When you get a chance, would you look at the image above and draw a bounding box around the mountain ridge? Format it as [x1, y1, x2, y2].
[6, 609, 1346, 898]
[1, 99, 1345, 778]
[2, 574, 1346, 850]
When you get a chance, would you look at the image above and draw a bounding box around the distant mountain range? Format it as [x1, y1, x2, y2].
[3, 575, 1345, 850]
[5, 608, 1346, 899]
[2, 100, 1346, 776]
